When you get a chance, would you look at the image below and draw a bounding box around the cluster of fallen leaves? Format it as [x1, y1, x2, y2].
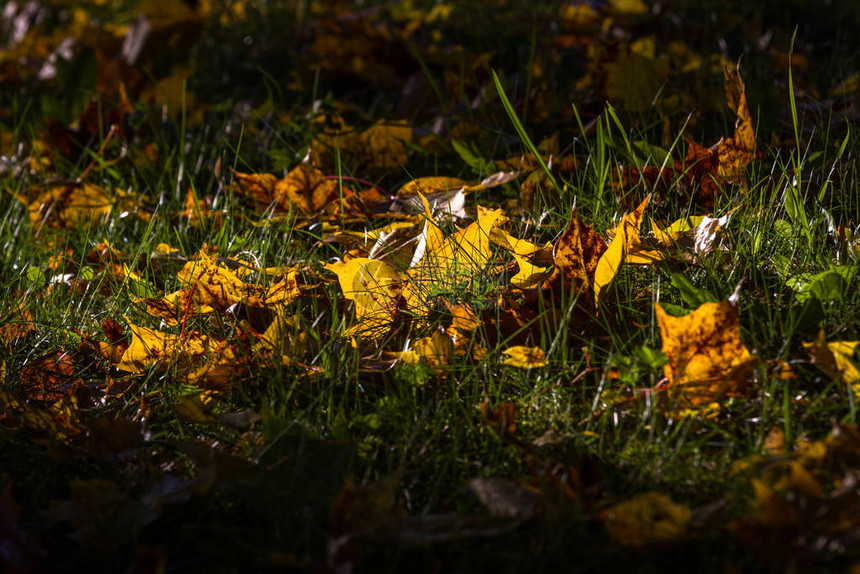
[2, 1, 860, 572]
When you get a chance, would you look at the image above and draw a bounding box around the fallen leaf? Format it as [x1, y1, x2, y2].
[502, 346, 548, 368]
[21, 348, 83, 402]
[593, 195, 649, 304]
[656, 300, 756, 405]
[803, 330, 860, 398]
[544, 204, 607, 299]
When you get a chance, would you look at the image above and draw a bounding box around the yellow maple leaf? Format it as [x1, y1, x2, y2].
[593, 195, 650, 305]
[418, 208, 504, 279]
[140, 250, 253, 324]
[253, 307, 307, 366]
[656, 300, 755, 405]
[115, 322, 251, 390]
[362, 121, 412, 170]
[116, 323, 207, 374]
[326, 257, 407, 342]
[397, 176, 469, 198]
[510, 252, 552, 289]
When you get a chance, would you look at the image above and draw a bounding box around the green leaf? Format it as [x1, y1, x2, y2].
[452, 139, 495, 176]
[670, 273, 719, 309]
[492, 70, 558, 192]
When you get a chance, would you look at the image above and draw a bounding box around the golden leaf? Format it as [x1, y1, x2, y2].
[327, 257, 407, 342]
[362, 121, 412, 170]
[502, 346, 548, 369]
[0, 305, 35, 348]
[656, 300, 755, 405]
[20, 182, 113, 232]
[593, 195, 649, 305]
[140, 250, 257, 324]
[715, 63, 757, 182]
[115, 323, 204, 373]
[231, 170, 279, 210]
[115, 323, 247, 390]
[407, 330, 454, 367]
[803, 330, 860, 398]
[254, 307, 307, 365]
[510, 252, 552, 288]
[490, 227, 554, 263]
[396, 176, 469, 198]
[274, 163, 336, 215]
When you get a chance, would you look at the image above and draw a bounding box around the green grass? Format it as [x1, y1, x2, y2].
[2, 1, 860, 572]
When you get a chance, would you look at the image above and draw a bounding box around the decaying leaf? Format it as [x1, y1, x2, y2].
[481, 400, 517, 437]
[656, 300, 756, 405]
[544, 204, 607, 298]
[715, 62, 757, 182]
[21, 347, 83, 402]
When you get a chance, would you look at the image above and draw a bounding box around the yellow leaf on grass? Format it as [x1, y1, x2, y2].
[116, 323, 205, 373]
[593, 195, 649, 305]
[397, 176, 469, 198]
[409, 192, 447, 269]
[262, 270, 306, 307]
[510, 253, 552, 288]
[327, 257, 406, 342]
[432, 208, 504, 278]
[602, 492, 690, 548]
[154, 243, 180, 254]
[274, 163, 337, 215]
[254, 307, 307, 365]
[410, 330, 455, 367]
[490, 227, 554, 263]
[140, 251, 251, 324]
[409, 207, 504, 308]
[362, 121, 412, 170]
[115, 323, 247, 390]
[349, 259, 406, 317]
[803, 330, 860, 397]
[647, 212, 731, 262]
[656, 300, 755, 405]
[503, 346, 547, 368]
[19, 182, 114, 232]
[231, 170, 279, 210]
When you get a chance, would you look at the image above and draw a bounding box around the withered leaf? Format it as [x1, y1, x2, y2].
[544, 204, 607, 297]
[21, 347, 83, 402]
[656, 300, 756, 405]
